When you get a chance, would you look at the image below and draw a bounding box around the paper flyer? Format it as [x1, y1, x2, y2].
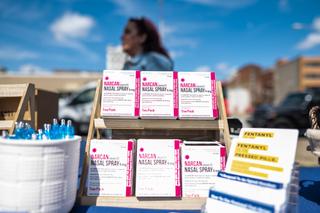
[226, 128, 298, 184]
[206, 189, 278, 213]
[206, 172, 288, 213]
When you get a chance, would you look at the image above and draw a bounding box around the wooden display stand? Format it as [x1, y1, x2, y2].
[78, 79, 231, 209]
[0, 83, 35, 134]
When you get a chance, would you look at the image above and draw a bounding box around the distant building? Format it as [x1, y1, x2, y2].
[227, 64, 274, 115]
[274, 57, 320, 104]
[260, 69, 274, 105]
[228, 64, 263, 105]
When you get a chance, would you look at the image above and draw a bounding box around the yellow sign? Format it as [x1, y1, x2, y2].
[226, 128, 298, 183]
[243, 131, 274, 139]
[231, 160, 283, 178]
[231, 142, 282, 178]
[235, 143, 279, 163]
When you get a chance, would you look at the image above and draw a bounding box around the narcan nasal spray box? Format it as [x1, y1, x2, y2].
[101, 70, 140, 118]
[136, 139, 182, 197]
[88, 139, 135, 196]
[140, 71, 178, 119]
[181, 141, 226, 197]
[178, 72, 218, 119]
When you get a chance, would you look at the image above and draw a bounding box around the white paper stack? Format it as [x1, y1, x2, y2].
[181, 141, 226, 197]
[87, 139, 135, 196]
[206, 172, 288, 213]
[135, 139, 182, 197]
[140, 71, 178, 119]
[100, 70, 140, 118]
[178, 72, 218, 119]
[205, 128, 299, 212]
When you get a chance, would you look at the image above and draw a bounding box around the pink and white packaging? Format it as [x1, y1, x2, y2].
[87, 139, 135, 196]
[178, 72, 218, 119]
[135, 139, 182, 197]
[101, 70, 140, 118]
[140, 71, 178, 119]
[181, 141, 226, 197]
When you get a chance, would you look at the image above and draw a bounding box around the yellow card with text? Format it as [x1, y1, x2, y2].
[226, 128, 298, 184]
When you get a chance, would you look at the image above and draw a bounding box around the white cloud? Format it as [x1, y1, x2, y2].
[295, 17, 320, 50]
[292, 17, 320, 31]
[50, 12, 95, 42]
[110, 0, 142, 17]
[49, 12, 100, 61]
[215, 62, 238, 77]
[159, 21, 176, 39]
[297, 33, 320, 50]
[159, 21, 198, 50]
[278, 0, 289, 12]
[215, 62, 229, 70]
[194, 63, 238, 80]
[292, 22, 305, 30]
[185, 0, 257, 9]
[0, 47, 39, 60]
[167, 37, 198, 49]
[312, 17, 320, 31]
[0, 1, 46, 21]
[195, 65, 211, 72]
[169, 50, 185, 59]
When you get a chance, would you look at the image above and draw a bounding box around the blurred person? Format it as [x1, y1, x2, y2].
[121, 17, 173, 71]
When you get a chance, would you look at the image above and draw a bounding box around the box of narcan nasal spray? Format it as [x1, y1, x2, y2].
[101, 70, 140, 118]
[135, 139, 182, 197]
[140, 71, 178, 119]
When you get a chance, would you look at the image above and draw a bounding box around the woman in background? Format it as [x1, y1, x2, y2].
[121, 17, 173, 71]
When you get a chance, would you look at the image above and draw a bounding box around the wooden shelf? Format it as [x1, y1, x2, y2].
[0, 84, 30, 97]
[78, 79, 231, 210]
[0, 83, 35, 134]
[94, 118, 223, 130]
[79, 196, 206, 210]
[0, 120, 14, 130]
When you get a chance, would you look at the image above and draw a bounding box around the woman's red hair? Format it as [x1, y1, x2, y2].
[129, 17, 171, 59]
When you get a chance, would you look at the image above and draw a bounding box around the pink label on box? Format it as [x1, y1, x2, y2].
[126, 140, 134, 196]
[174, 139, 181, 197]
[211, 72, 218, 118]
[173, 71, 179, 117]
[135, 70, 141, 117]
[128, 140, 133, 151]
[220, 146, 226, 171]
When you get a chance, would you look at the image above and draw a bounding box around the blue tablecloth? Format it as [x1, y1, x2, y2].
[298, 167, 320, 212]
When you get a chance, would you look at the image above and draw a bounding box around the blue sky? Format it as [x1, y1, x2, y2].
[0, 0, 319, 80]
